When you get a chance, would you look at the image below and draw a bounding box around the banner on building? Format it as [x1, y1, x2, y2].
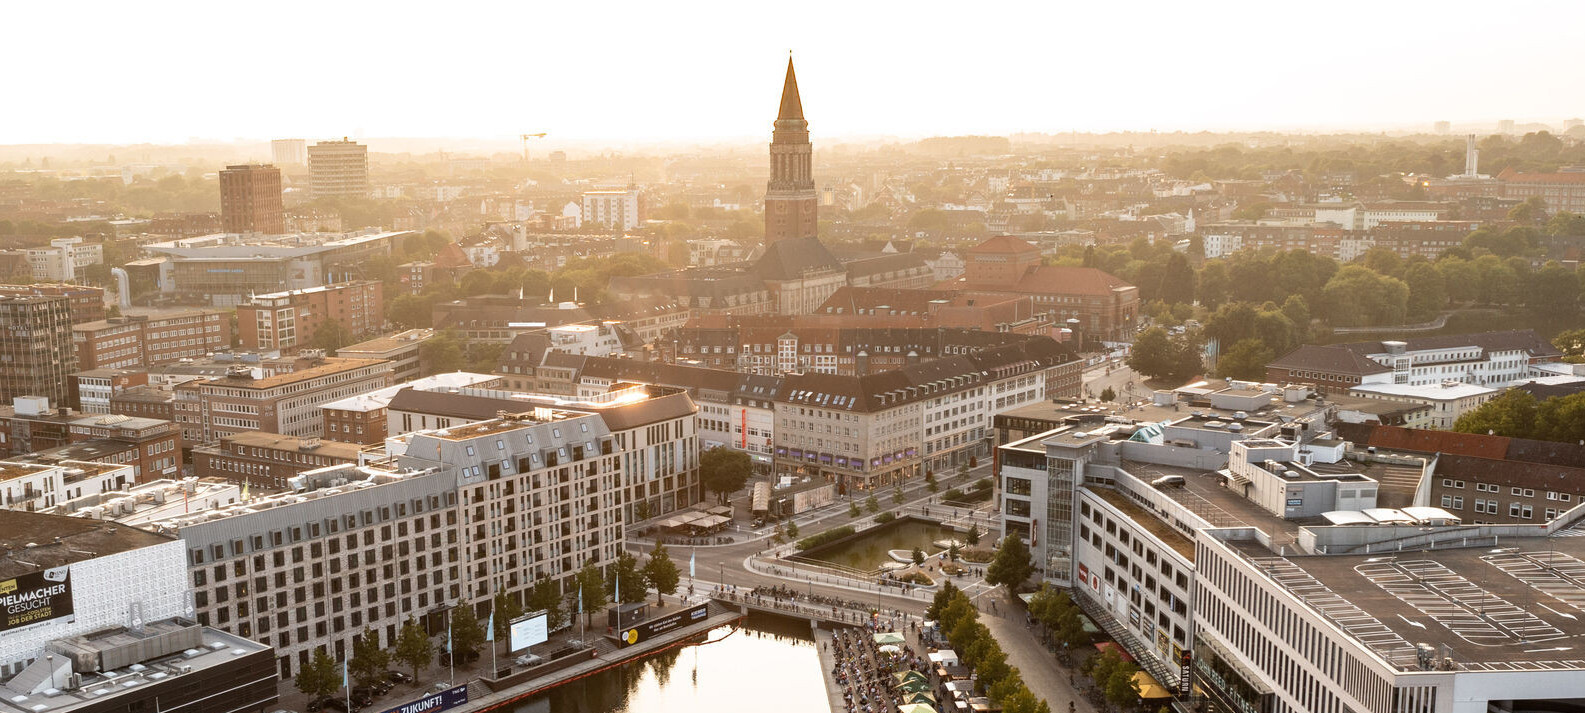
[0, 567, 73, 632]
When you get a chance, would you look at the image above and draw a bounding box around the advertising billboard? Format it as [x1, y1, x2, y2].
[617, 603, 709, 648]
[378, 684, 467, 713]
[509, 611, 549, 652]
[0, 567, 72, 633]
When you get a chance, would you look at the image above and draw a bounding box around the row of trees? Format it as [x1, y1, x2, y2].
[295, 543, 684, 699]
[379, 252, 670, 331]
[929, 582, 1050, 713]
[1452, 390, 1585, 444]
[1028, 586, 1146, 711]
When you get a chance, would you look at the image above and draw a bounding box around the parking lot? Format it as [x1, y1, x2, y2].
[1356, 558, 1566, 646]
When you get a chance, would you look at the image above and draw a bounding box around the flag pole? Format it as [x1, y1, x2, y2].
[489, 596, 497, 676]
[447, 608, 454, 685]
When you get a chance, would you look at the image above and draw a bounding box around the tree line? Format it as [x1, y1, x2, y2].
[294, 543, 682, 700]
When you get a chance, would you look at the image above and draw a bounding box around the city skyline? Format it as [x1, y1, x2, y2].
[7, 0, 1585, 146]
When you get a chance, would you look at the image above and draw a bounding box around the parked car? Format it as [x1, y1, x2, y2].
[323, 698, 363, 713]
[305, 700, 328, 713]
[349, 687, 378, 706]
[386, 670, 414, 685]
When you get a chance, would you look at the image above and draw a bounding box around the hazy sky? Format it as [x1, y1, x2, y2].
[8, 0, 1584, 146]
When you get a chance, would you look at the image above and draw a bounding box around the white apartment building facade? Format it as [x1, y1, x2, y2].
[24, 238, 103, 281]
[581, 187, 640, 230]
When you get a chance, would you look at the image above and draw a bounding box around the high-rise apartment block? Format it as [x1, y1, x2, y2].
[0, 294, 77, 406]
[307, 138, 369, 199]
[581, 187, 641, 230]
[235, 281, 383, 353]
[271, 138, 307, 165]
[218, 164, 284, 234]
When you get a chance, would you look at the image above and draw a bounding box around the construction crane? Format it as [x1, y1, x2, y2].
[520, 133, 547, 161]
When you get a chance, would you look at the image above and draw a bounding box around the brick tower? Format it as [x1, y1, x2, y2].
[764, 57, 818, 243]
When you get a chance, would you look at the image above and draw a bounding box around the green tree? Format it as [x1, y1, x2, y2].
[609, 550, 648, 605]
[419, 331, 465, 374]
[643, 543, 681, 606]
[1403, 261, 1447, 320]
[449, 604, 486, 661]
[1103, 658, 1143, 710]
[307, 319, 355, 354]
[989, 667, 1026, 703]
[699, 447, 752, 503]
[865, 494, 879, 513]
[892, 485, 904, 504]
[912, 547, 926, 565]
[848, 501, 862, 518]
[1453, 390, 1539, 438]
[1127, 326, 1175, 379]
[965, 526, 980, 546]
[1535, 393, 1585, 445]
[578, 561, 610, 621]
[925, 470, 939, 493]
[949, 543, 961, 562]
[393, 617, 433, 685]
[1000, 689, 1044, 713]
[1099, 386, 1116, 402]
[1321, 265, 1409, 326]
[1555, 328, 1585, 362]
[1531, 262, 1580, 314]
[528, 578, 568, 631]
[295, 647, 339, 700]
[492, 591, 523, 642]
[1216, 338, 1275, 381]
[785, 520, 799, 539]
[927, 580, 961, 621]
[986, 535, 1036, 591]
[349, 627, 390, 688]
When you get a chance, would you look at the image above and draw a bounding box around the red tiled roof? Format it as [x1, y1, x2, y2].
[942, 265, 1134, 297]
[1498, 168, 1585, 184]
[1353, 424, 1510, 460]
[968, 235, 1041, 255]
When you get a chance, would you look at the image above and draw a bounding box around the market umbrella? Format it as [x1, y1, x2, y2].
[895, 671, 929, 684]
[874, 632, 907, 645]
[896, 679, 933, 694]
[1132, 671, 1173, 700]
[879, 644, 902, 655]
[898, 704, 937, 713]
[905, 691, 938, 704]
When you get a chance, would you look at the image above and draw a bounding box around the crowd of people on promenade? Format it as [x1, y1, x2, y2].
[828, 626, 933, 713]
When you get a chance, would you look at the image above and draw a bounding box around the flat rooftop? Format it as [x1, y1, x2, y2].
[1122, 461, 1304, 539]
[1089, 486, 1196, 560]
[1224, 533, 1585, 671]
[0, 623, 270, 713]
[0, 512, 174, 578]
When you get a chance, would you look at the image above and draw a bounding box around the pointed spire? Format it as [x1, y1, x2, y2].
[778, 56, 804, 121]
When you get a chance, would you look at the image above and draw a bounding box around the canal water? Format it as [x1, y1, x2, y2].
[513, 613, 827, 713]
[804, 520, 959, 571]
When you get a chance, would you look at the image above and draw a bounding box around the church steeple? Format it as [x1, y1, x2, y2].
[765, 56, 817, 244]
[778, 57, 804, 121]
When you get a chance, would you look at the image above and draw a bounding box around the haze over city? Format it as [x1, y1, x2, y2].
[7, 0, 1585, 146]
[4, 5, 1585, 713]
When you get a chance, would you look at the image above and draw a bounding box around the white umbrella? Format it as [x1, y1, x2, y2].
[878, 644, 902, 655]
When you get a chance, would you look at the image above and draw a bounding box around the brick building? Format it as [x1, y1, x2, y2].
[71, 308, 232, 370]
[191, 431, 362, 489]
[0, 396, 181, 483]
[938, 235, 1139, 343]
[218, 164, 285, 234]
[235, 281, 383, 353]
[173, 355, 392, 444]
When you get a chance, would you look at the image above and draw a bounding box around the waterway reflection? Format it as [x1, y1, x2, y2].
[516, 613, 827, 713]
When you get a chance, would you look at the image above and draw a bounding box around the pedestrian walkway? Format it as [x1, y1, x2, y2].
[813, 628, 846, 713]
[978, 590, 1099, 713]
